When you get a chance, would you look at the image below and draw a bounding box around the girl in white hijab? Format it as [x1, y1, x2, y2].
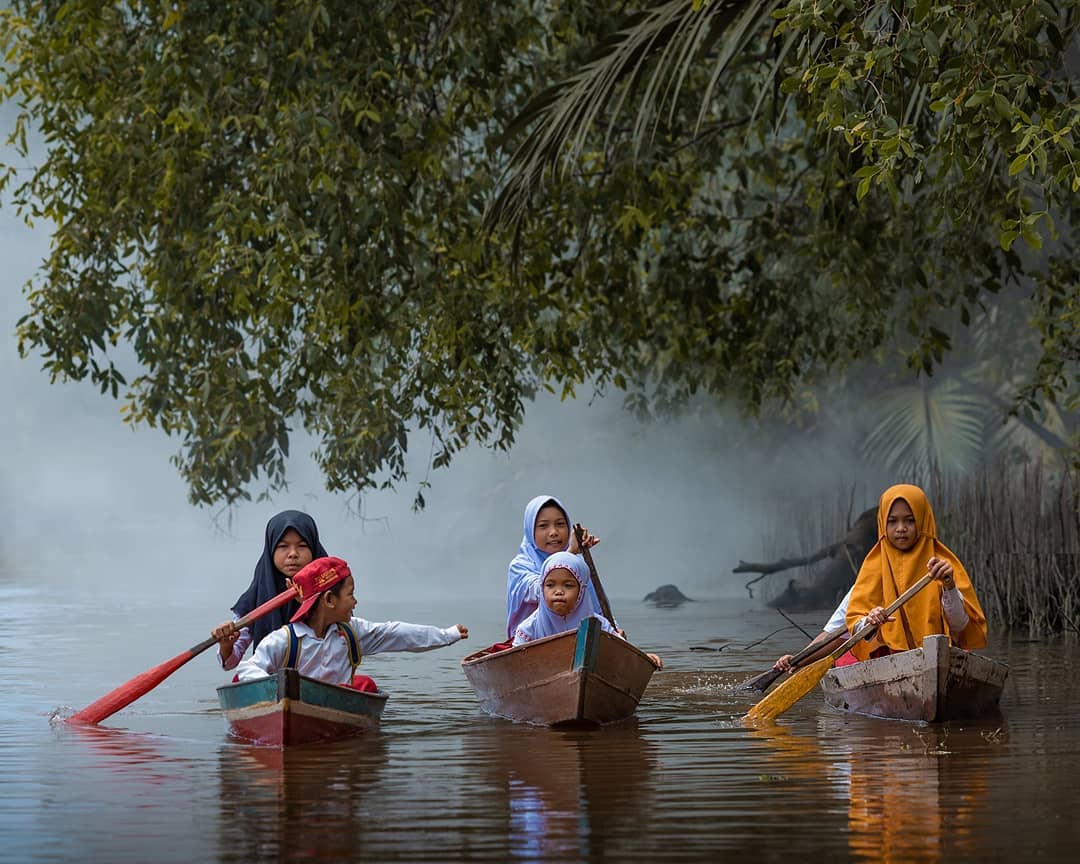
[505, 495, 601, 639]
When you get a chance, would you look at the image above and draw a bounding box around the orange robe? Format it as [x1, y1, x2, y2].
[845, 484, 986, 661]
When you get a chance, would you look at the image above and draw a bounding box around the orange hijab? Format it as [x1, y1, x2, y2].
[845, 484, 986, 660]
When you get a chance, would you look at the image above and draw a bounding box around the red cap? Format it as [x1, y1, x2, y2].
[289, 556, 351, 623]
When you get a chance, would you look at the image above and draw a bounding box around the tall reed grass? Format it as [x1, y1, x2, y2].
[936, 461, 1079, 637]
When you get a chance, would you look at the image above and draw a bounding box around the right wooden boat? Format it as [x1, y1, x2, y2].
[820, 634, 1008, 722]
[461, 618, 658, 726]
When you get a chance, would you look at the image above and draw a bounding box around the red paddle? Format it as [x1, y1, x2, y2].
[66, 585, 299, 725]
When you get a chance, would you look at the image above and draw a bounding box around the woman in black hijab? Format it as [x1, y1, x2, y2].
[212, 510, 329, 669]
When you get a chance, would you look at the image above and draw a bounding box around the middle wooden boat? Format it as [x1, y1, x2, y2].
[216, 668, 388, 746]
[461, 618, 658, 726]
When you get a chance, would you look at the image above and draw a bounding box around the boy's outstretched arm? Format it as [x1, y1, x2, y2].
[352, 619, 468, 655]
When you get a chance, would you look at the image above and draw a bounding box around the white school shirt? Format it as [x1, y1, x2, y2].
[940, 585, 970, 631]
[234, 618, 463, 685]
[824, 588, 854, 632]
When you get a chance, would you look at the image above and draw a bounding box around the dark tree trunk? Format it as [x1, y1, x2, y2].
[734, 507, 878, 611]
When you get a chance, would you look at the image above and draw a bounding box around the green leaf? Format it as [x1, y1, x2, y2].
[992, 93, 1012, 120]
[1008, 154, 1029, 176]
[922, 30, 940, 58]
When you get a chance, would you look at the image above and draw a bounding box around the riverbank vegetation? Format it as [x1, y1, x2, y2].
[941, 461, 1078, 637]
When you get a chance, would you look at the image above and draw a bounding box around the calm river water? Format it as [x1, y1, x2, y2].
[2, 581, 1077, 863]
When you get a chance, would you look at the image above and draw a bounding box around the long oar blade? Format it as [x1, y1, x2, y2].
[745, 655, 835, 722]
[67, 647, 208, 726]
[736, 666, 784, 694]
[744, 573, 935, 723]
[736, 629, 848, 693]
[67, 585, 298, 726]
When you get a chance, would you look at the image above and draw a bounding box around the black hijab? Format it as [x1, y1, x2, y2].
[231, 510, 329, 649]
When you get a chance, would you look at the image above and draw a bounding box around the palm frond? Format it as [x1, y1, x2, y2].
[484, 0, 783, 232]
[964, 378, 1073, 460]
[861, 379, 988, 482]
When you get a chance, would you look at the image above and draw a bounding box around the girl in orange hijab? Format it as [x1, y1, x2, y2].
[844, 484, 987, 663]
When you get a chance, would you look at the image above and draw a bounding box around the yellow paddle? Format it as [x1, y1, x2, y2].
[744, 573, 935, 723]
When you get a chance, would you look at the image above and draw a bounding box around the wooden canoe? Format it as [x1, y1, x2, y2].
[820, 634, 1008, 722]
[461, 617, 658, 726]
[216, 669, 388, 746]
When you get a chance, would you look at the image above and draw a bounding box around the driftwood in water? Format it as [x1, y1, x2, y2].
[734, 507, 877, 611]
[643, 584, 692, 607]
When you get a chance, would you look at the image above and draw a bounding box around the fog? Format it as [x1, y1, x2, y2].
[0, 102, 885, 618]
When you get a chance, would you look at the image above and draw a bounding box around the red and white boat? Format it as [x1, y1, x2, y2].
[217, 668, 387, 746]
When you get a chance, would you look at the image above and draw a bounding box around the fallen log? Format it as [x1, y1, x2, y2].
[734, 506, 877, 611]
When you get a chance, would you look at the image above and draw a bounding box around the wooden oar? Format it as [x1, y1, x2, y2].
[744, 573, 935, 723]
[573, 523, 617, 631]
[67, 585, 300, 726]
[736, 628, 848, 693]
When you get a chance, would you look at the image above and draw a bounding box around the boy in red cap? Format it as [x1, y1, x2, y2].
[233, 556, 468, 690]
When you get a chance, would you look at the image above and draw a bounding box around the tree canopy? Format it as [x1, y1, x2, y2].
[1, 1, 1076, 507]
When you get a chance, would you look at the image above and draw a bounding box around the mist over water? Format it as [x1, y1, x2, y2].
[4, 352, 881, 609]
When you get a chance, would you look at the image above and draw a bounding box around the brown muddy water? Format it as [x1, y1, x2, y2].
[2, 584, 1077, 863]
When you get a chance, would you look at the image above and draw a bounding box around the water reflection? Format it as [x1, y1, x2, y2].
[60, 722, 198, 790]
[216, 735, 391, 861]
[33, 724, 214, 863]
[465, 720, 659, 861]
[818, 714, 994, 863]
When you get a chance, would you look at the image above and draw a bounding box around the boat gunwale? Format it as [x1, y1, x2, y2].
[460, 625, 657, 669]
[825, 639, 1009, 690]
[216, 669, 390, 709]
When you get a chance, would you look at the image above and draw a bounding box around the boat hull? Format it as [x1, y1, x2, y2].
[217, 669, 388, 746]
[821, 634, 1008, 722]
[461, 618, 657, 726]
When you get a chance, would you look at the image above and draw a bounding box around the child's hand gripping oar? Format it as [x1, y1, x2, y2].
[66, 585, 300, 726]
[744, 573, 935, 723]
